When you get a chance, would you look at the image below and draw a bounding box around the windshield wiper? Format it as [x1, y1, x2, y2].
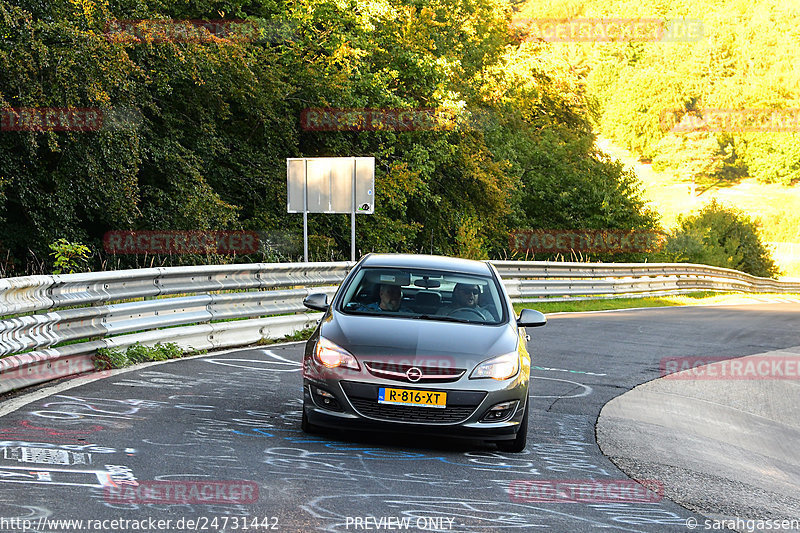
[412, 314, 473, 323]
[342, 309, 382, 316]
[343, 310, 481, 323]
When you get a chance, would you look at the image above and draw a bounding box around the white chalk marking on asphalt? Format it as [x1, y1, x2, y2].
[263, 349, 303, 365]
[204, 357, 300, 372]
[532, 365, 607, 377]
[529, 377, 593, 399]
[0, 342, 305, 418]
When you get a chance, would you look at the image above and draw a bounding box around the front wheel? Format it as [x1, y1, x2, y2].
[301, 404, 320, 434]
[496, 401, 528, 453]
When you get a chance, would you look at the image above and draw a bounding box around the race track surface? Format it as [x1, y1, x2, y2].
[1, 304, 798, 532]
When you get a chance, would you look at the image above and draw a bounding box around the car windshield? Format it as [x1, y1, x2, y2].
[338, 267, 506, 324]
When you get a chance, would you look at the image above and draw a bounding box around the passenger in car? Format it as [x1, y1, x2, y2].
[360, 284, 413, 312]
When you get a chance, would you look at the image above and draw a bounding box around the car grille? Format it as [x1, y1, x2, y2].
[340, 381, 485, 424]
[348, 398, 475, 423]
[364, 361, 466, 383]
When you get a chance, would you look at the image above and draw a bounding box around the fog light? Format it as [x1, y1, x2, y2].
[481, 400, 518, 422]
[311, 386, 342, 411]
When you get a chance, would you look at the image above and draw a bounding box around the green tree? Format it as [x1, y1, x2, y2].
[656, 200, 778, 278]
[539, 0, 800, 185]
[0, 0, 665, 272]
[651, 132, 725, 182]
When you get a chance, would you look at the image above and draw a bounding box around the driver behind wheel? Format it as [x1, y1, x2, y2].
[439, 283, 495, 320]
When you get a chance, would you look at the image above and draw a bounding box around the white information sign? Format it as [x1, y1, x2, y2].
[286, 157, 375, 261]
[287, 157, 374, 214]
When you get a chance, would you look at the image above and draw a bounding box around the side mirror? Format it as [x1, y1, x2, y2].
[303, 293, 329, 312]
[517, 309, 546, 327]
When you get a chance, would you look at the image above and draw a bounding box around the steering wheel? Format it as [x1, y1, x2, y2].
[448, 307, 487, 320]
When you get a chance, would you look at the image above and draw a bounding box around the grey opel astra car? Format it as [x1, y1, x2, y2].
[301, 253, 546, 452]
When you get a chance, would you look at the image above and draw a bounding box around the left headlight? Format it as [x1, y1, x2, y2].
[314, 337, 360, 371]
[470, 351, 519, 380]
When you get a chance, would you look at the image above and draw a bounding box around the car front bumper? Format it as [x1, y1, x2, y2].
[302, 378, 528, 442]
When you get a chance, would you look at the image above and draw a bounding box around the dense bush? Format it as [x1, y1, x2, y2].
[655, 200, 778, 278]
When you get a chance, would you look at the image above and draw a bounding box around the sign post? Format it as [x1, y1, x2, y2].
[303, 159, 309, 262]
[287, 157, 375, 262]
[351, 161, 356, 262]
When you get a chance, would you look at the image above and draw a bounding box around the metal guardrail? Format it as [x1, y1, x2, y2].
[491, 261, 800, 300]
[0, 263, 350, 393]
[1, 260, 798, 394]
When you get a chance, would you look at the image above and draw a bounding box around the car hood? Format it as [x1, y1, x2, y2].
[320, 311, 519, 362]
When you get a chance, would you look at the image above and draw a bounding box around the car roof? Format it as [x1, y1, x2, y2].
[359, 253, 493, 276]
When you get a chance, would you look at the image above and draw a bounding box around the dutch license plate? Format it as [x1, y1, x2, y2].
[378, 388, 447, 408]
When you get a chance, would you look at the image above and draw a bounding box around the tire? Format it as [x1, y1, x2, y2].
[496, 401, 528, 453]
[301, 404, 319, 434]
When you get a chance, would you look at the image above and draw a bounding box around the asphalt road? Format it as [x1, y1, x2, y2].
[0, 303, 798, 533]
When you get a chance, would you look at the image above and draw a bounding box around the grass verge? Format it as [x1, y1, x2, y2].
[93, 328, 317, 370]
[256, 327, 315, 345]
[95, 342, 192, 370]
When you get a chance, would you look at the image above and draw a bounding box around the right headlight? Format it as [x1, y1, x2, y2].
[314, 337, 360, 371]
[469, 351, 519, 380]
